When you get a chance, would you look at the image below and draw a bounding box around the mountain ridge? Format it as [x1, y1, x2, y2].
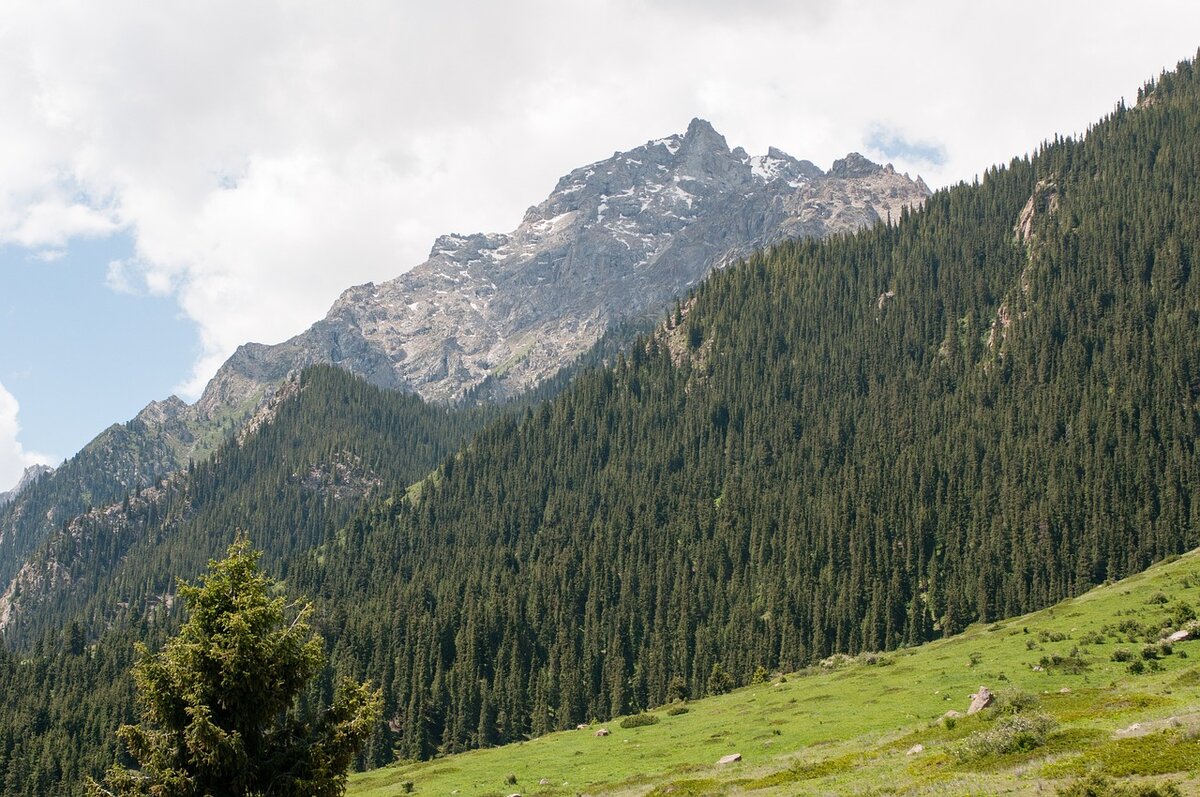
[0, 118, 927, 585]
[0, 464, 52, 508]
[189, 117, 928, 415]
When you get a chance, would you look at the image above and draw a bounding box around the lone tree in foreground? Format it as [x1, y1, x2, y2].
[90, 538, 381, 796]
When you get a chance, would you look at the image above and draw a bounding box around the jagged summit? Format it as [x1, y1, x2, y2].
[183, 119, 929, 418]
[0, 465, 52, 508]
[684, 116, 719, 139]
[832, 152, 890, 179]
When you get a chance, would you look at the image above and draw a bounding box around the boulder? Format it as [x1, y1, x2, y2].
[906, 743, 924, 756]
[1167, 629, 1190, 643]
[967, 686, 994, 715]
[718, 753, 742, 765]
[595, 728, 610, 737]
[575, 723, 589, 730]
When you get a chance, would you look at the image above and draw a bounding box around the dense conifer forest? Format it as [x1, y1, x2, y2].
[0, 55, 1197, 793]
[306, 57, 1200, 762]
[0, 367, 492, 793]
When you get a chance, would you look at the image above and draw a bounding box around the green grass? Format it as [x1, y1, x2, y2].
[349, 550, 1200, 796]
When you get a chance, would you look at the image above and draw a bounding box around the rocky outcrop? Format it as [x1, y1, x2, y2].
[0, 464, 52, 508]
[968, 686, 995, 714]
[1015, 179, 1059, 245]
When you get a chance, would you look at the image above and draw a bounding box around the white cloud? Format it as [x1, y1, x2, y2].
[0, 381, 53, 491]
[2, 0, 1199, 399]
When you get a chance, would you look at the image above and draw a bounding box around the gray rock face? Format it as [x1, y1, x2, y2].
[193, 118, 930, 411]
[0, 465, 53, 508]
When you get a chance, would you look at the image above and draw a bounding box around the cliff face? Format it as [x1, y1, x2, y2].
[195, 118, 930, 411]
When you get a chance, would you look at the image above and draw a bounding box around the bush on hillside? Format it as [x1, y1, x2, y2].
[1057, 772, 1182, 797]
[620, 713, 661, 729]
[953, 713, 1056, 762]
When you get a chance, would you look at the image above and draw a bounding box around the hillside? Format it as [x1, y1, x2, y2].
[348, 547, 1200, 796]
[0, 366, 493, 646]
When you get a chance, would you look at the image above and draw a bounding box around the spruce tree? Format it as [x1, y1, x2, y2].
[90, 538, 380, 797]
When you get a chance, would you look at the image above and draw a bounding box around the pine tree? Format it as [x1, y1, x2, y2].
[89, 538, 381, 797]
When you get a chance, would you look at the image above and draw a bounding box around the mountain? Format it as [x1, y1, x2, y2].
[0, 410, 194, 591]
[195, 119, 928, 412]
[292, 59, 1200, 760]
[0, 119, 927, 593]
[2, 55, 1197, 792]
[0, 366, 494, 642]
[0, 465, 51, 508]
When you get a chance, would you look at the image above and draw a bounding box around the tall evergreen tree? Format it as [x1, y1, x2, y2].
[89, 539, 380, 797]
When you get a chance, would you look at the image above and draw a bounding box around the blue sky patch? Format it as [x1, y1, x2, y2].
[0, 233, 199, 461]
[866, 125, 947, 167]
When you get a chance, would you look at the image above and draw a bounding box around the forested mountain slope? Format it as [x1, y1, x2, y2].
[0, 366, 492, 646]
[350, 548, 1200, 796]
[1, 55, 1198, 795]
[0, 366, 500, 794]
[0, 121, 926, 607]
[295, 57, 1200, 762]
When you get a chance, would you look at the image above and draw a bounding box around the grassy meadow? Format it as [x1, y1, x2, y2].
[350, 550, 1200, 796]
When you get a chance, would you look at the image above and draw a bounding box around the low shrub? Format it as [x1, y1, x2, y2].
[620, 712, 660, 729]
[992, 688, 1040, 716]
[952, 712, 1056, 762]
[818, 654, 853, 671]
[1057, 772, 1182, 796]
[1041, 650, 1091, 674]
[1169, 601, 1196, 626]
[666, 704, 689, 716]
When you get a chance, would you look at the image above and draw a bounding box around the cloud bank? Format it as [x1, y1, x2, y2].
[2, 0, 1199, 397]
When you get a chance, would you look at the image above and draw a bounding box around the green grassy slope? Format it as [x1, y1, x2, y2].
[350, 549, 1200, 796]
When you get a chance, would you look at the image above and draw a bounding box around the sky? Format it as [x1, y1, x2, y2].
[0, 0, 1198, 490]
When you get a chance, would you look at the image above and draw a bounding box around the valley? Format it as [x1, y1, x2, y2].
[0, 44, 1197, 797]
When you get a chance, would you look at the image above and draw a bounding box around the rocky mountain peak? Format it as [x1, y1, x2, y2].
[684, 116, 720, 141]
[0, 464, 53, 508]
[174, 120, 931, 433]
[829, 152, 883, 178]
[680, 117, 730, 157]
